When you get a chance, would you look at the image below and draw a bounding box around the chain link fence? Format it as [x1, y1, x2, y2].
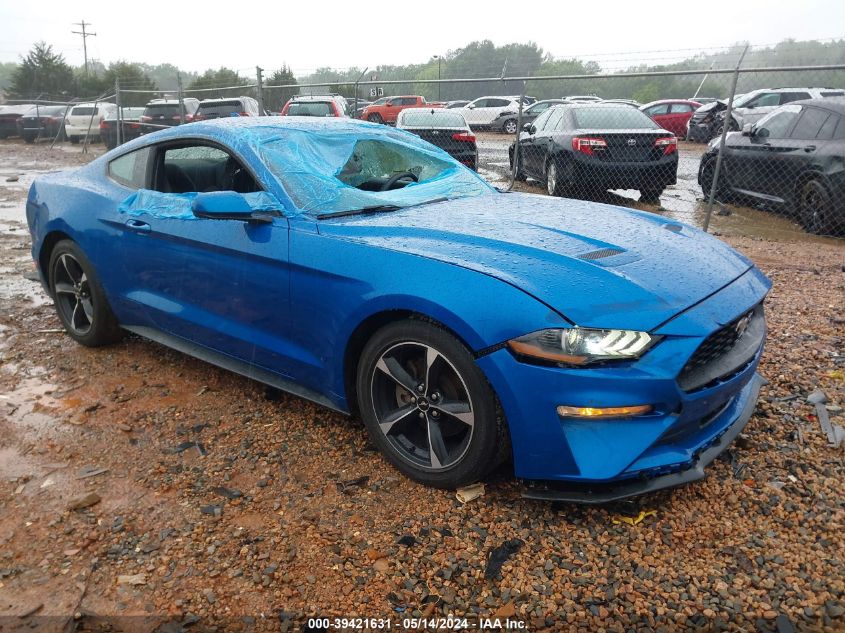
[4, 56, 844, 239]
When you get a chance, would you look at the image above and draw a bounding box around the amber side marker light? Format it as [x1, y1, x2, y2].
[556, 404, 653, 418]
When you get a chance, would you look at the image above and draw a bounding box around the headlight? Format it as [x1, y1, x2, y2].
[508, 328, 658, 366]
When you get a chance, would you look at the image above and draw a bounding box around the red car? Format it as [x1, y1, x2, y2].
[639, 99, 702, 137]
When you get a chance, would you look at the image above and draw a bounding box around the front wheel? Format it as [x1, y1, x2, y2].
[503, 119, 518, 134]
[799, 179, 837, 235]
[48, 240, 122, 347]
[367, 113, 384, 124]
[69, 136, 79, 144]
[356, 320, 507, 489]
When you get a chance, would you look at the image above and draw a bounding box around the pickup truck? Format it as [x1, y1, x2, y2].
[360, 96, 442, 125]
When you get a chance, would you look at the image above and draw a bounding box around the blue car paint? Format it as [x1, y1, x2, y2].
[26, 117, 771, 489]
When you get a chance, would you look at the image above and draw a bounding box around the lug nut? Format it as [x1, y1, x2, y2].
[417, 384, 425, 393]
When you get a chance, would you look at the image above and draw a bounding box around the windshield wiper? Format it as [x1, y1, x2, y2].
[318, 197, 449, 220]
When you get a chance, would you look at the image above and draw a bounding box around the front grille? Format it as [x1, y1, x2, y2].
[677, 304, 765, 392]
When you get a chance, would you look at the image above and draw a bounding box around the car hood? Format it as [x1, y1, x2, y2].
[316, 193, 754, 332]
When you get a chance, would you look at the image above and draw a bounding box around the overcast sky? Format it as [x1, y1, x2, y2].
[1, 0, 843, 75]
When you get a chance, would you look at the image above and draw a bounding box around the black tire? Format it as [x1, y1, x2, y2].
[509, 147, 526, 181]
[639, 188, 664, 203]
[367, 113, 384, 124]
[48, 240, 122, 347]
[546, 157, 566, 197]
[23, 135, 35, 144]
[356, 320, 507, 489]
[699, 156, 729, 201]
[69, 136, 79, 144]
[799, 178, 837, 235]
[503, 119, 518, 135]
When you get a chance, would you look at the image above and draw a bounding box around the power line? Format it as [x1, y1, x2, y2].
[71, 20, 96, 76]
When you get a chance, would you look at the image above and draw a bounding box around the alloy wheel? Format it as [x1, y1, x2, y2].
[370, 342, 475, 471]
[504, 119, 517, 134]
[547, 161, 557, 196]
[52, 253, 94, 335]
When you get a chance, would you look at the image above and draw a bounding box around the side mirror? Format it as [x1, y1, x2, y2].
[522, 123, 535, 134]
[192, 191, 280, 223]
[741, 123, 754, 136]
[467, 104, 475, 109]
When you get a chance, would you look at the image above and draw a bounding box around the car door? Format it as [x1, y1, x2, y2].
[769, 106, 838, 202]
[114, 140, 296, 376]
[481, 99, 515, 125]
[644, 103, 672, 132]
[462, 98, 488, 126]
[668, 103, 695, 137]
[519, 108, 553, 177]
[728, 105, 802, 198]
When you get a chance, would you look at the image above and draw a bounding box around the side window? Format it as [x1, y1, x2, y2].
[821, 91, 844, 98]
[756, 105, 801, 139]
[108, 147, 150, 189]
[670, 103, 694, 114]
[471, 99, 488, 108]
[748, 93, 780, 108]
[780, 92, 811, 104]
[532, 109, 553, 131]
[545, 109, 564, 131]
[646, 104, 670, 116]
[529, 102, 549, 115]
[817, 113, 839, 140]
[154, 144, 259, 194]
[789, 108, 831, 139]
[486, 99, 510, 108]
[834, 116, 845, 140]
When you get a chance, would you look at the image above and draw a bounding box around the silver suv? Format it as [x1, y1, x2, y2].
[729, 87, 844, 127]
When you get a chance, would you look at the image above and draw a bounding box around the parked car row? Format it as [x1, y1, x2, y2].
[698, 97, 845, 235]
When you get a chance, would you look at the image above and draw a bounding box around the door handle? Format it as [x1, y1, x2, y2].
[804, 145, 816, 152]
[124, 219, 151, 232]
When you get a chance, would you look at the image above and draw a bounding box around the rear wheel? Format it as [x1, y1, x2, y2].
[69, 136, 79, 144]
[546, 158, 567, 197]
[799, 178, 836, 235]
[503, 119, 518, 135]
[356, 320, 506, 489]
[367, 113, 384, 124]
[48, 240, 122, 347]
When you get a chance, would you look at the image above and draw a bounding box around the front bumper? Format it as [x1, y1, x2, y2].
[687, 122, 715, 142]
[476, 266, 770, 499]
[522, 373, 764, 503]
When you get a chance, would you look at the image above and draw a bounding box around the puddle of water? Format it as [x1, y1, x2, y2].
[0, 373, 63, 434]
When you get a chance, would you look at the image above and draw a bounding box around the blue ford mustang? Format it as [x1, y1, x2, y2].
[26, 117, 770, 502]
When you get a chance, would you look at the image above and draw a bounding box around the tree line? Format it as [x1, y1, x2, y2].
[3, 37, 844, 109]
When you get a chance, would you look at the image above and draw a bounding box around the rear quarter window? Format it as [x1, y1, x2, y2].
[108, 147, 150, 189]
[71, 107, 98, 116]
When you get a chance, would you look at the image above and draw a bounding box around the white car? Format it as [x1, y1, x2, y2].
[728, 87, 844, 128]
[454, 96, 522, 128]
[64, 102, 117, 144]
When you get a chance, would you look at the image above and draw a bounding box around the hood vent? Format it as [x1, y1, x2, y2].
[578, 247, 625, 261]
[663, 223, 683, 233]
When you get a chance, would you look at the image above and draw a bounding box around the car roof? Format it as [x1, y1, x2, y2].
[791, 97, 845, 115]
[641, 99, 700, 106]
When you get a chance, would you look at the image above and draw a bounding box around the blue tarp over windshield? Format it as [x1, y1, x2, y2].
[259, 126, 493, 215]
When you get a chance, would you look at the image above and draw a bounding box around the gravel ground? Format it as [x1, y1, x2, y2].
[0, 139, 843, 632]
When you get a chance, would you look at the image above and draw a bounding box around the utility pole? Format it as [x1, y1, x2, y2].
[256, 66, 265, 115]
[72, 21, 96, 76]
[176, 72, 185, 125]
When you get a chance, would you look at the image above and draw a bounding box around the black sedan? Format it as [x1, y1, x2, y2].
[395, 108, 477, 170]
[490, 99, 571, 134]
[0, 104, 37, 139]
[510, 104, 678, 202]
[699, 98, 845, 235]
[16, 105, 69, 143]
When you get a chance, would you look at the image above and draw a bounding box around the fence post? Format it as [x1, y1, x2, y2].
[177, 72, 185, 125]
[507, 80, 527, 191]
[82, 94, 101, 154]
[256, 66, 265, 115]
[703, 45, 748, 233]
[115, 77, 122, 146]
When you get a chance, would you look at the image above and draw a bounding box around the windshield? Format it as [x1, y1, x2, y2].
[573, 106, 657, 129]
[260, 128, 492, 215]
[399, 110, 466, 128]
[287, 102, 333, 116]
[732, 92, 756, 107]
